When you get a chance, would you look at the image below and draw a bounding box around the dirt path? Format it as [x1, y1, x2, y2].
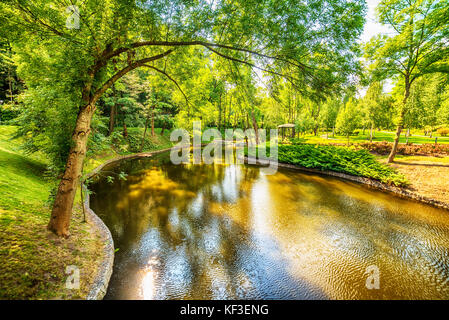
[383, 156, 449, 205]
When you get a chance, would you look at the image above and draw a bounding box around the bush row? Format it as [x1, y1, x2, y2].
[249, 144, 407, 186]
[357, 141, 449, 156]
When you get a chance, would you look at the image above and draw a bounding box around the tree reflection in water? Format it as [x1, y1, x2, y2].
[90, 152, 449, 300]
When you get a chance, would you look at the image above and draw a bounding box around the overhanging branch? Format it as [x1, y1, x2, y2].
[103, 40, 310, 71]
[143, 64, 191, 106]
[91, 49, 174, 104]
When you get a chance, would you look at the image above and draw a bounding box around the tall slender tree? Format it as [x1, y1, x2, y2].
[365, 0, 449, 163]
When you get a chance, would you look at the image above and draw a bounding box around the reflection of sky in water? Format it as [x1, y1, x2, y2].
[220, 164, 240, 203]
[89, 152, 449, 300]
[201, 219, 221, 255]
[161, 245, 192, 299]
[189, 192, 203, 218]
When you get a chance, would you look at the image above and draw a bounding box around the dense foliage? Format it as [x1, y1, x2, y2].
[1, 0, 449, 237]
[276, 144, 407, 186]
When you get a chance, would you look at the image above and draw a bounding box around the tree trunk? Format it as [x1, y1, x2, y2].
[161, 122, 166, 136]
[108, 103, 116, 136]
[250, 110, 259, 145]
[48, 104, 95, 237]
[369, 123, 374, 143]
[218, 104, 221, 131]
[233, 108, 238, 129]
[227, 96, 232, 129]
[123, 123, 128, 138]
[387, 77, 411, 163]
[222, 94, 226, 130]
[405, 128, 410, 144]
[108, 84, 118, 136]
[140, 116, 149, 152]
[151, 104, 155, 137]
[6, 42, 14, 103]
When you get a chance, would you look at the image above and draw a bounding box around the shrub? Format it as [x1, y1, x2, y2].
[437, 128, 449, 137]
[248, 144, 407, 186]
[290, 137, 307, 145]
[358, 141, 449, 156]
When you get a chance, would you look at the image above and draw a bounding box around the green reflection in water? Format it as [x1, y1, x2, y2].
[89, 152, 449, 300]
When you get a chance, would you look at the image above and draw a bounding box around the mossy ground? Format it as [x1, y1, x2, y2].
[0, 125, 172, 299]
[0, 126, 106, 299]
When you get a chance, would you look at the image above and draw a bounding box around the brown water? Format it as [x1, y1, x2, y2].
[89, 152, 449, 300]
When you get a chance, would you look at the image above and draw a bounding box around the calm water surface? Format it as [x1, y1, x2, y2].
[89, 152, 449, 299]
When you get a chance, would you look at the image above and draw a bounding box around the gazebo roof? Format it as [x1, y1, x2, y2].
[277, 123, 295, 128]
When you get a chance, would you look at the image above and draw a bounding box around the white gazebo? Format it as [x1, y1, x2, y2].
[277, 123, 296, 140]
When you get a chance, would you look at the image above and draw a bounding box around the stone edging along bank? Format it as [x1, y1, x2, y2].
[84, 149, 449, 299]
[245, 156, 449, 211]
[83, 147, 175, 300]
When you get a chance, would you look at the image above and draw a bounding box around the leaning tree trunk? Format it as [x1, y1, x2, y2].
[151, 104, 155, 137]
[140, 116, 149, 152]
[48, 103, 95, 237]
[387, 78, 410, 163]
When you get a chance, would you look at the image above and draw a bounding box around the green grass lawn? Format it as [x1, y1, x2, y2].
[0, 126, 104, 299]
[0, 126, 51, 213]
[297, 130, 449, 145]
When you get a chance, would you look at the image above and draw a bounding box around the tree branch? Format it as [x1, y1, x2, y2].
[91, 49, 174, 105]
[103, 40, 310, 71]
[203, 44, 302, 86]
[142, 64, 191, 106]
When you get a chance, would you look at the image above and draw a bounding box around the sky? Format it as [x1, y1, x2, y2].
[360, 0, 393, 44]
[359, 0, 395, 94]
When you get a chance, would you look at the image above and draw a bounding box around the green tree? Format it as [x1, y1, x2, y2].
[365, 0, 449, 162]
[362, 81, 394, 142]
[320, 99, 341, 138]
[336, 97, 360, 144]
[403, 73, 447, 136]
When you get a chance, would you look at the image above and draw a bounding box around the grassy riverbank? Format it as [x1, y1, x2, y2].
[0, 125, 172, 299]
[0, 126, 104, 299]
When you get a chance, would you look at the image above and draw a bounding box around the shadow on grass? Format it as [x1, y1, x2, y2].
[394, 161, 449, 168]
